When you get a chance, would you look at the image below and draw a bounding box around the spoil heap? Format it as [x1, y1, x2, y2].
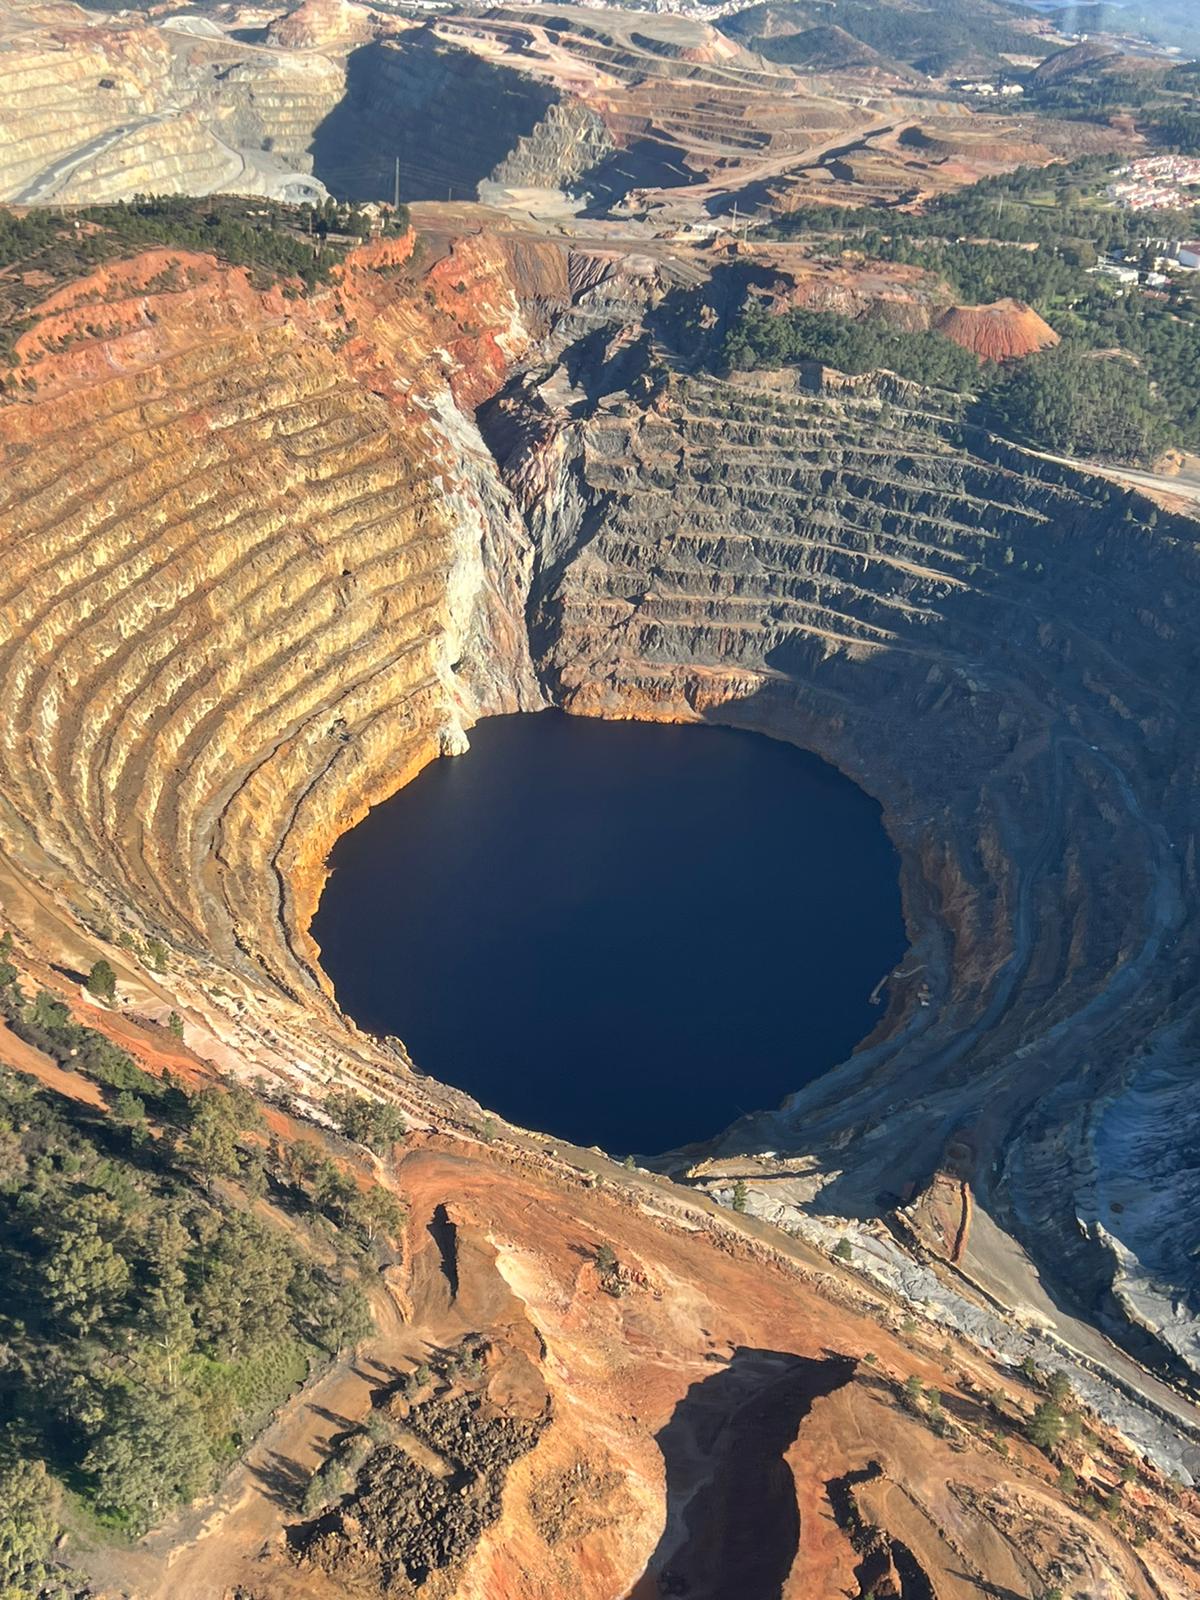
[937, 299, 1060, 361]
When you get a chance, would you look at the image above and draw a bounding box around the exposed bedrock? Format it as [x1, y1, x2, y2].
[309, 33, 574, 203]
[0, 17, 344, 205]
[303, 9, 853, 214]
[489, 96, 617, 196]
[0, 232, 546, 1028]
[0, 1, 872, 214]
[481, 359, 1200, 1388]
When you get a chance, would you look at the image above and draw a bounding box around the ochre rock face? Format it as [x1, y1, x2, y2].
[265, 0, 372, 51]
[0, 232, 543, 1011]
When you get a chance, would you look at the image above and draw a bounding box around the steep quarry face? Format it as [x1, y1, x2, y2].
[0, 0, 344, 204]
[482, 314, 1200, 1393]
[307, 32, 567, 204]
[302, 6, 868, 214]
[0, 230, 552, 1028]
[0, 0, 889, 216]
[428, 3, 884, 214]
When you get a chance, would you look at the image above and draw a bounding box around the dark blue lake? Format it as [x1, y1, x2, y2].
[312, 711, 906, 1156]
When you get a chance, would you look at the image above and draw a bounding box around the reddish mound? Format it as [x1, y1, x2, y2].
[677, 31, 742, 65]
[937, 298, 1059, 362]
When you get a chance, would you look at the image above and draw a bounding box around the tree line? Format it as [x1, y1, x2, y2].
[719, 301, 1171, 466]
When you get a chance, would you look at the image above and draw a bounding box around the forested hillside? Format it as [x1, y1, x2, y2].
[0, 960, 407, 1593]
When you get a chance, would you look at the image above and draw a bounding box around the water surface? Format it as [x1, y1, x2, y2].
[313, 712, 905, 1155]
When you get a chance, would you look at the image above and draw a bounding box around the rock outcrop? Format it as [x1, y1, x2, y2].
[0, 229, 545, 1018]
[266, 0, 371, 52]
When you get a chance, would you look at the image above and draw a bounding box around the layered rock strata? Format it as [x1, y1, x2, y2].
[0, 0, 342, 204]
[482, 349, 1200, 1401]
[0, 0, 1126, 224]
[0, 232, 544, 1017]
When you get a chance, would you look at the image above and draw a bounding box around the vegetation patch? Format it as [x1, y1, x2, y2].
[0, 194, 411, 364]
[0, 968, 410, 1551]
[752, 159, 1200, 455]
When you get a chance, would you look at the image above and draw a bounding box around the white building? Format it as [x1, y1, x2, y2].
[1089, 262, 1140, 285]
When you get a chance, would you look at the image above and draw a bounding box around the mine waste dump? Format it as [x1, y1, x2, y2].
[312, 711, 907, 1154]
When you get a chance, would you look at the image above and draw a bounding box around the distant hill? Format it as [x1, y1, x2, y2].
[720, 0, 1056, 77]
[752, 21, 922, 78]
[1028, 35, 1176, 85]
[1016, 3, 1200, 57]
[1030, 37, 1124, 83]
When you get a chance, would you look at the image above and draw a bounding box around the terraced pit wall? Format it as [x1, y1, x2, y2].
[0, 22, 344, 203]
[308, 34, 575, 203]
[484, 351, 1200, 1391]
[0, 230, 548, 1029]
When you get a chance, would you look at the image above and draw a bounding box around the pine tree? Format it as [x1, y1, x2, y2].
[142, 1214, 196, 1390]
[86, 958, 117, 1002]
[350, 1184, 406, 1246]
[0, 1459, 62, 1596]
[112, 1089, 145, 1124]
[1029, 1400, 1065, 1450]
[144, 937, 169, 973]
[1047, 1369, 1073, 1406]
[324, 1089, 405, 1153]
[177, 1089, 241, 1179]
[84, 1382, 212, 1535]
[42, 1224, 129, 1332]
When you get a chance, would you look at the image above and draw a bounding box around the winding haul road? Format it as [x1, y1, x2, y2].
[1033, 448, 1200, 506]
[13, 115, 172, 205]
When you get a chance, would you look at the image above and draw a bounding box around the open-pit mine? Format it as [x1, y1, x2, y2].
[1, 0, 1200, 1595]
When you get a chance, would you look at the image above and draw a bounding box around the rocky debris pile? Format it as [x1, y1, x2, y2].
[266, 0, 371, 51]
[297, 1379, 546, 1589]
[528, 1457, 628, 1546]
